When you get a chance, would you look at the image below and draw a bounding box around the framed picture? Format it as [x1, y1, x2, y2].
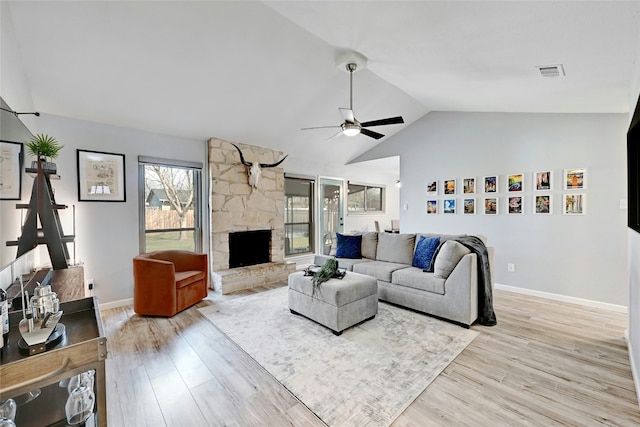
[463, 198, 476, 214]
[484, 176, 498, 193]
[507, 173, 524, 192]
[77, 149, 126, 202]
[426, 199, 438, 214]
[463, 177, 475, 194]
[535, 171, 553, 191]
[484, 197, 498, 215]
[0, 140, 23, 200]
[426, 180, 438, 195]
[508, 196, 523, 214]
[564, 193, 586, 215]
[443, 199, 456, 214]
[565, 168, 586, 190]
[534, 194, 552, 214]
[444, 179, 456, 195]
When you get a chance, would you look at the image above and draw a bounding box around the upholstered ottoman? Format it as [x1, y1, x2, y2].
[288, 270, 378, 335]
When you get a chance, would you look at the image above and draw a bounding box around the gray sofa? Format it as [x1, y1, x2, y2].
[314, 232, 493, 327]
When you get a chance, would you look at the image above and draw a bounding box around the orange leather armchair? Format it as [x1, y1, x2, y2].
[133, 250, 209, 317]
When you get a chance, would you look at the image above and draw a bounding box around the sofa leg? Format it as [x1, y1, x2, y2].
[290, 309, 299, 315]
[332, 329, 343, 336]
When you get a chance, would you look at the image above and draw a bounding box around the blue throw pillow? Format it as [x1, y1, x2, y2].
[412, 236, 441, 270]
[335, 233, 362, 259]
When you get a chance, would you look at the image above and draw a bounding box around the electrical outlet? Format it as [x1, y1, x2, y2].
[87, 278, 94, 290]
[507, 264, 515, 273]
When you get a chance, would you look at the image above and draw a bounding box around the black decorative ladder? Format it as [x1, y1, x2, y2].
[6, 160, 74, 270]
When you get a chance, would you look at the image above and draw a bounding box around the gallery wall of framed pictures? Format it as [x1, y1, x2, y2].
[424, 168, 587, 216]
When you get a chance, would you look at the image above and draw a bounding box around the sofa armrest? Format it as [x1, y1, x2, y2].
[443, 253, 478, 324]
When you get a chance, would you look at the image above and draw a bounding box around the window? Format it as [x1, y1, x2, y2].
[285, 176, 314, 256]
[138, 157, 202, 253]
[347, 182, 384, 212]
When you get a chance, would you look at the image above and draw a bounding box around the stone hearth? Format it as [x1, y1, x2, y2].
[208, 138, 294, 294]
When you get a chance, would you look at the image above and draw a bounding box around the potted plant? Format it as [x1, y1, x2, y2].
[26, 133, 63, 173]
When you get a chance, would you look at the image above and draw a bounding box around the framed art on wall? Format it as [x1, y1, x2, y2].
[484, 176, 497, 193]
[426, 180, 438, 195]
[463, 198, 476, 214]
[463, 177, 475, 194]
[508, 196, 523, 214]
[507, 173, 524, 192]
[535, 171, 553, 191]
[564, 168, 586, 190]
[444, 179, 456, 195]
[564, 193, 586, 215]
[77, 149, 126, 202]
[534, 194, 552, 214]
[443, 199, 456, 214]
[0, 140, 23, 200]
[426, 199, 438, 214]
[484, 197, 498, 215]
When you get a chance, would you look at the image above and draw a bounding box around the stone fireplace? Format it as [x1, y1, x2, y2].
[208, 138, 295, 293]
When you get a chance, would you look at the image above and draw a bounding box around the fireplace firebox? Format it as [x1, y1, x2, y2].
[229, 230, 271, 268]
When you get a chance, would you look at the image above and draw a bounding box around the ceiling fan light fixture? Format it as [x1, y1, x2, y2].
[341, 122, 361, 136]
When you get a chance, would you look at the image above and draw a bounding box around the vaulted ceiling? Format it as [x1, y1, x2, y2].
[5, 1, 640, 168]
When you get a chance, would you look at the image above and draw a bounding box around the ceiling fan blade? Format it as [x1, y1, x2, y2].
[326, 130, 343, 141]
[360, 116, 405, 127]
[360, 128, 385, 140]
[301, 125, 340, 130]
[339, 108, 355, 123]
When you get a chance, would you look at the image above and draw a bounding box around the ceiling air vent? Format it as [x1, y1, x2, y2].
[536, 64, 565, 78]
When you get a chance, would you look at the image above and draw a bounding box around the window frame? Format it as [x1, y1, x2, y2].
[138, 156, 203, 253]
[347, 181, 386, 214]
[284, 174, 315, 257]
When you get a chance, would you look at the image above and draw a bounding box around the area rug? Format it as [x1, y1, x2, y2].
[198, 287, 478, 427]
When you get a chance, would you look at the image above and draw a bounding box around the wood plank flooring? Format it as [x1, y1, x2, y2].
[102, 285, 640, 426]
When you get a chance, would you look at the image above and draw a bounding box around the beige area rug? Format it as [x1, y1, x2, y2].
[198, 287, 478, 427]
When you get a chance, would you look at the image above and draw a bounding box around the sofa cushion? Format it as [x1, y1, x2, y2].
[376, 233, 416, 265]
[391, 267, 446, 295]
[174, 270, 206, 289]
[335, 233, 362, 259]
[314, 254, 372, 271]
[412, 236, 440, 270]
[353, 260, 409, 282]
[434, 240, 471, 279]
[361, 232, 378, 259]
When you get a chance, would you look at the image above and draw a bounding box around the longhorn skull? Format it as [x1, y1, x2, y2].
[230, 143, 288, 190]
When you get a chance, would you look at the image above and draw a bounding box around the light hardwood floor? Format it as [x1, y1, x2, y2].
[102, 285, 640, 426]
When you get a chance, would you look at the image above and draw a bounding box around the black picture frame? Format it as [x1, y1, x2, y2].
[0, 140, 23, 200]
[77, 149, 126, 202]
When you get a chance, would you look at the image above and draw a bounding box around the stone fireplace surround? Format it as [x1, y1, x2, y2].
[208, 138, 295, 293]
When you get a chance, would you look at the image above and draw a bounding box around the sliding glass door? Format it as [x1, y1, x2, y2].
[319, 178, 344, 255]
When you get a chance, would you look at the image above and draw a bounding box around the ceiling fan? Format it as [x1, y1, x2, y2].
[301, 63, 404, 140]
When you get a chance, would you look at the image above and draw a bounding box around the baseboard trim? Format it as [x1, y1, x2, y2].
[495, 283, 627, 313]
[625, 329, 640, 411]
[99, 297, 133, 311]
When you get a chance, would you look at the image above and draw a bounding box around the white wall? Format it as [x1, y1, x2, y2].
[356, 111, 628, 306]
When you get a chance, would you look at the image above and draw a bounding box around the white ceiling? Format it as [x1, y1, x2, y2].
[6, 1, 640, 169]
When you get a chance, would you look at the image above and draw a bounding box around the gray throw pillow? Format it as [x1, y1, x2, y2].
[376, 233, 416, 265]
[434, 240, 471, 279]
[361, 232, 378, 259]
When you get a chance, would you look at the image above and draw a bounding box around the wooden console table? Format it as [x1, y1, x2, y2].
[0, 297, 107, 426]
